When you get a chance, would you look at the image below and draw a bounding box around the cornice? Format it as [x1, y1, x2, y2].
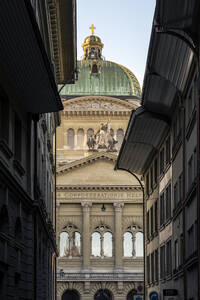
[56, 185, 141, 191]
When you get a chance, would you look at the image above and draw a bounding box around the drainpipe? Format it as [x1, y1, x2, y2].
[180, 99, 186, 300]
[115, 167, 145, 300]
[33, 114, 39, 300]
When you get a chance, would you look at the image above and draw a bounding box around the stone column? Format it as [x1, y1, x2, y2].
[113, 202, 124, 271]
[81, 202, 92, 271]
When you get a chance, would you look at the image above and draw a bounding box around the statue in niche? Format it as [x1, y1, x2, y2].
[87, 120, 118, 152]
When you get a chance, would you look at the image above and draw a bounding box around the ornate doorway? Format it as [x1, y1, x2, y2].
[94, 289, 113, 300]
[62, 289, 80, 300]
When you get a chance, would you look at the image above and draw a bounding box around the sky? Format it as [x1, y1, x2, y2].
[77, 0, 156, 88]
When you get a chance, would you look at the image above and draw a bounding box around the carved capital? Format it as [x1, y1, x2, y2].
[81, 202, 92, 212]
[113, 202, 124, 212]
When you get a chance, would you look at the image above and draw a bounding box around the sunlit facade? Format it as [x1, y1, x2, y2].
[56, 28, 144, 300]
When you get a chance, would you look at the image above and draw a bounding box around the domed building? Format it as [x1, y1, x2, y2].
[56, 26, 144, 300]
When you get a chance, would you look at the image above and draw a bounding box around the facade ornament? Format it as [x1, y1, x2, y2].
[113, 202, 124, 211]
[81, 202, 92, 211]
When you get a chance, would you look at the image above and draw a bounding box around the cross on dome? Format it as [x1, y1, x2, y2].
[89, 24, 96, 35]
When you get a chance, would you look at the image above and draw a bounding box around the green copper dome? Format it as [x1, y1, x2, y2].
[60, 60, 141, 97]
[60, 27, 141, 98]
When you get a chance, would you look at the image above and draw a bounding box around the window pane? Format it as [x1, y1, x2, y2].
[60, 232, 69, 257]
[67, 128, 74, 149]
[136, 232, 143, 257]
[123, 232, 132, 257]
[71, 232, 81, 257]
[92, 232, 101, 257]
[103, 232, 112, 257]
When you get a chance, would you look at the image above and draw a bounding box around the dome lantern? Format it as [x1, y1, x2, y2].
[82, 25, 104, 61]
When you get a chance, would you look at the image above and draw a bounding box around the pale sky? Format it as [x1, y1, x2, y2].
[77, 0, 156, 87]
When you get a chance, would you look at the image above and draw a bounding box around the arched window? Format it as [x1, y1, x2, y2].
[59, 224, 81, 258]
[92, 232, 101, 257]
[124, 225, 143, 258]
[87, 128, 94, 140]
[92, 225, 112, 258]
[94, 289, 113, 300]
[62, 289, 80, 300]
[67, 128, 74, 149]
[127, 289, 137, 300]
[77, 128, 84, 148]
[103, 232, 112, 257]
[116, 129, 124, 149]
[136, 232, 144, 257]
[60, 232, 69, 257]
[123, 232, 133, 257]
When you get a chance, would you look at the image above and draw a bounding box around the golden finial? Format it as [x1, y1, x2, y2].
[89, 24, 96, 35]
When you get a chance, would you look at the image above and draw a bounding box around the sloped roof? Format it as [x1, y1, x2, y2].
[57, 152, 117, 174]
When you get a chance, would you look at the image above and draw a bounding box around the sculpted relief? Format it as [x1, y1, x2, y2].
[64, 99, 132, 112]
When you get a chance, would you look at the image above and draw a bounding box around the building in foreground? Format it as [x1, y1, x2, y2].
[116, 1, 200, 300]
[56, 28, 144, 300]
[0, 1, 76, 299]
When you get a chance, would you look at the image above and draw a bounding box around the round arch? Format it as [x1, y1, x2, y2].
[94, 289, 113, 300]
[62, 289, 80, 300]
[127, 289, 137, 300]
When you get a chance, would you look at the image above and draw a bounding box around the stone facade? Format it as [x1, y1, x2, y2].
[56, 98, 144, 300]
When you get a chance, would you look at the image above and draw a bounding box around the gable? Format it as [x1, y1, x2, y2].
[57, 158, 140, 186]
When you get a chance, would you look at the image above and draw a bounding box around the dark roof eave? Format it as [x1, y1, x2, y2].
[0, 1, 63, 114]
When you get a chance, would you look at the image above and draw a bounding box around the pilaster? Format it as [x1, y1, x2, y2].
[81, 202, 92, 271]
[113, 202, 124, 271]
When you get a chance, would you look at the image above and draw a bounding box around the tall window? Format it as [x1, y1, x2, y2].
[67, 128, 75, 149]
[91, 225, 112, 258]
[77, 128, 84, 148]
[160, 148, 164, 174]
[160, 193, 165, 226]
[151, 252, 154, 283]
[154, 158, 158, 184]
[150, 206, 153, 236]
[123, 232, 133, 257]
[174, 182, 178, 209]
[160, 245, 165, 279]
[116, 129, 124, 149]
[166, 240, 172, 275]
[166, 136, 171, 165]
[123, 226, 143, 257]
[146, 173, 149, 196]
[154, 200, 158, 233]
[155, 249, 158, 282]
[135, 232, 143, 257]
[175, 239, 179, 269]
[59, 224, 81, 257]
[166, 184, 171, 220]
